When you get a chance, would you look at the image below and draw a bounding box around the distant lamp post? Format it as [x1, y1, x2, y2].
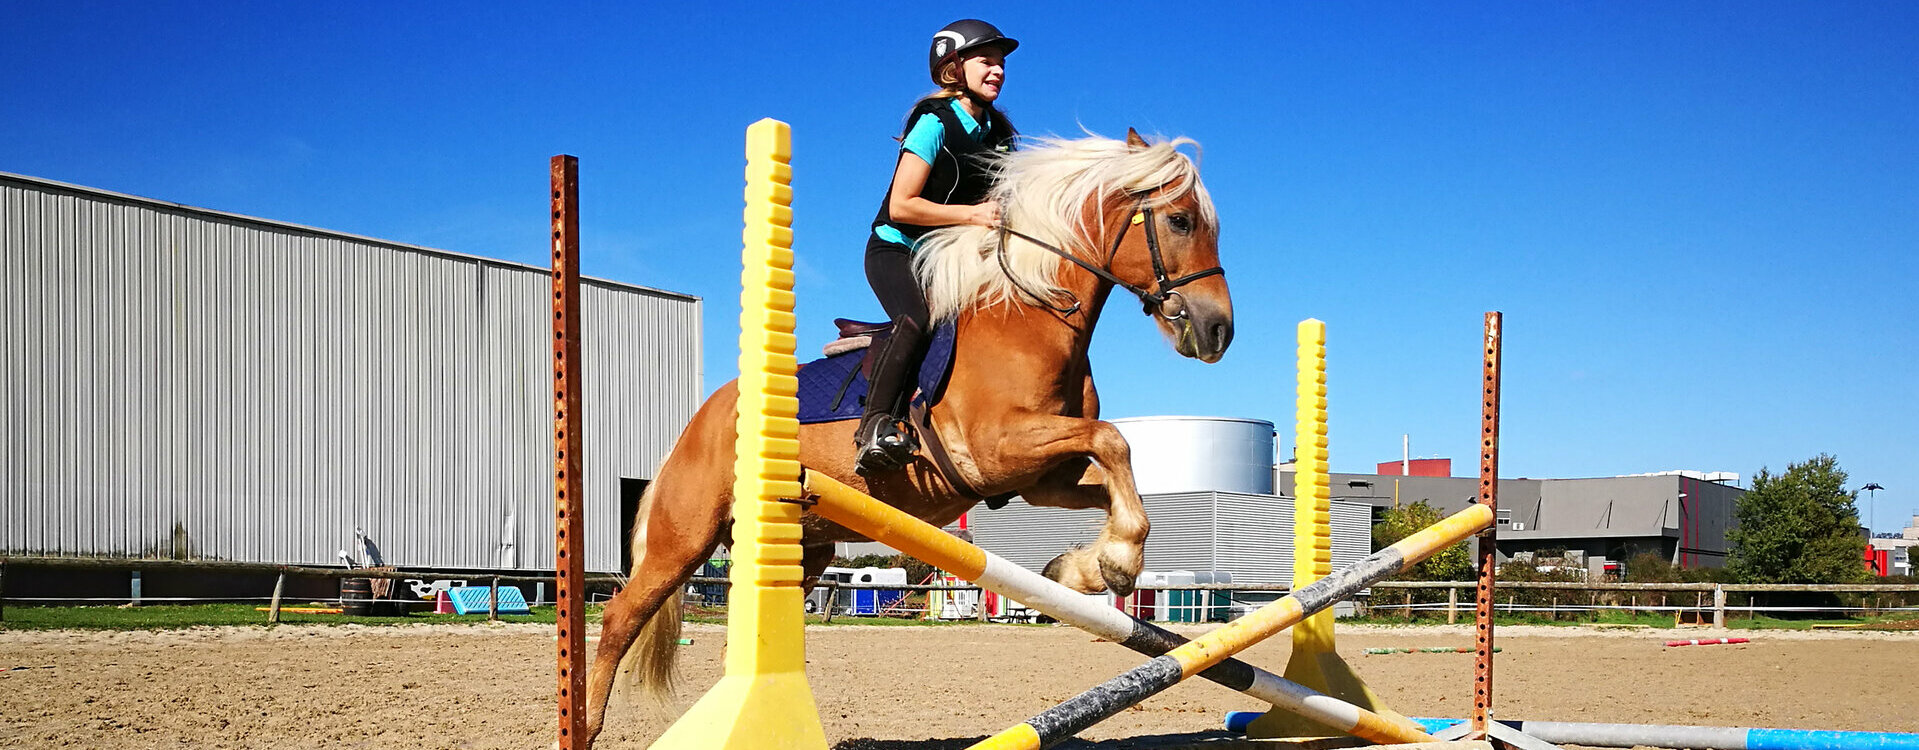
[1863, 483, 1885, 536]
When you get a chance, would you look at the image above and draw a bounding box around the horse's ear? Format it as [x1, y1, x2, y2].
[1126, 128, 1148, 149]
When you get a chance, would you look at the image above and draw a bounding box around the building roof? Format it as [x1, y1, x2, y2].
[0, 170, 699, 303]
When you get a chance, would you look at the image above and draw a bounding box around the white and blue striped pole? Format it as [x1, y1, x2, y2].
[1224, 715, 1919, 750]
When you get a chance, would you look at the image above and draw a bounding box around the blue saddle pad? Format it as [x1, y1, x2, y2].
[796, 322, 956, 424]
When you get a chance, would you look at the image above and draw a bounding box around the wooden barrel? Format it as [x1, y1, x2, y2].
[339, 578, 372, 616]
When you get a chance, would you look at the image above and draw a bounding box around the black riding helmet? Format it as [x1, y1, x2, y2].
[928, 19, 1018, 86]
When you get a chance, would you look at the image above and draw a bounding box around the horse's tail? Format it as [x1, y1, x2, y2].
[629, 588, 683, 704]
[613, 460, 685, 707]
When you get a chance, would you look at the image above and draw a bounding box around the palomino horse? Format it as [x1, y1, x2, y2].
[584, 129, 1233, 744]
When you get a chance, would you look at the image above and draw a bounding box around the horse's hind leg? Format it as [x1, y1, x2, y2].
[582, 388, 739, 747]
[581, 489, 728, 745]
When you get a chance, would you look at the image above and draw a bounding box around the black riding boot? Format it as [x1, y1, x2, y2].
[854, 318, 927, 473]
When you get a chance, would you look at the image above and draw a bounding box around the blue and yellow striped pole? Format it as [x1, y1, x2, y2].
[650, 118, 826, 750]
[967, 502, 1495, 750]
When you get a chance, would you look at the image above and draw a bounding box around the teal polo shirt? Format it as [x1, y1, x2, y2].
[874, 99, 992, 249]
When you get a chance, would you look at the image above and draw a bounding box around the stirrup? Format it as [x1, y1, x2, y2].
[855, 414, 918, 473]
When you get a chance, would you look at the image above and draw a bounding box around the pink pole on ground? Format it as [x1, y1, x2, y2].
[1665, 638, 1750, 647]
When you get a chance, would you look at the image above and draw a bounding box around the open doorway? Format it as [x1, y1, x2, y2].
[618, 478, 650, 573]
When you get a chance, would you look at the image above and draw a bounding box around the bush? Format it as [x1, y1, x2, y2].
[1373, 501, 1473, 581]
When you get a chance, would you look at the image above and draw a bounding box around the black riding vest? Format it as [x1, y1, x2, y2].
[872, 97, 1017, 243]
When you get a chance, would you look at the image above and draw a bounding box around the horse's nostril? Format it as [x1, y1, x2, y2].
[1212, 321, 1233, 351]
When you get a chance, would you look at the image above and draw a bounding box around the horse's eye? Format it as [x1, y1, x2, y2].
[1167, 214, 1193, 235]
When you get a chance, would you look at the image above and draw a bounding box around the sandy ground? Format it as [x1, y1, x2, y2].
[2, 621, 1915, 749]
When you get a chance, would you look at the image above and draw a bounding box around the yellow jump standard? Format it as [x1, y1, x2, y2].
[649, 118, 827, 750]
[1250, 318, 1407, 739]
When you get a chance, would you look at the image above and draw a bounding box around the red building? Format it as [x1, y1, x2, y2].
[1375, 458, 1452, 477]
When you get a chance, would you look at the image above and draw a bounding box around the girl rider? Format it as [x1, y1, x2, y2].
[855, 19, 1019, 473]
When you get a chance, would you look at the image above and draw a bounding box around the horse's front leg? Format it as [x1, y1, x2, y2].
[987, 414, 1147, 596]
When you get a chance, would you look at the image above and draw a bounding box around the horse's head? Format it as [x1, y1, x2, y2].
[912, 129, 1233, 364]
[1103, 129, 1233, 363]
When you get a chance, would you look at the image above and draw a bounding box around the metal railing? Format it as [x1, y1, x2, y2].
[9, 555, 1918, 626]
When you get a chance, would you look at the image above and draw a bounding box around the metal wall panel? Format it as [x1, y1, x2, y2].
[1140, 491, 1222, 575]
[965, 493, 1228, 576]
[1329, 498, 1374, 592]
[967, 501, 1106, 574]
[1, 172, 699, 571]
[965, 491, 1369, 589]
[1212, 492, 1295, 585]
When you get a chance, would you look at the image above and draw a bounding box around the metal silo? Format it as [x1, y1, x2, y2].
[1109, 416, 1277, 495]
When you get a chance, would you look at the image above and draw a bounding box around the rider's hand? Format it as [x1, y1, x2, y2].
[967, 200, 1001, 228]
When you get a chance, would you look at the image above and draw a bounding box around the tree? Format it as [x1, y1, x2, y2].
[1373, 500, 1472, 581]
[1727, 454, 1868, 584]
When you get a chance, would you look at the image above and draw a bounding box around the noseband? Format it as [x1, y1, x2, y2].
[995, 198, 1224, 318]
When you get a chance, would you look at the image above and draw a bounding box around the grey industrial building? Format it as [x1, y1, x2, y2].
[1301, 469, 1743, 572]
[3, 171, 701, 576]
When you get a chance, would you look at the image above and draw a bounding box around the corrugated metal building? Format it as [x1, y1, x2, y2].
[967, 491, 1373, 587]
[2, 172, 700, 573]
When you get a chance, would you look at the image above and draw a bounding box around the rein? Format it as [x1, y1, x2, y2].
[994, 200, 1224, 318]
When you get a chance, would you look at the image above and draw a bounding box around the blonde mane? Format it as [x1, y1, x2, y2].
[912, 133, 1216, 322]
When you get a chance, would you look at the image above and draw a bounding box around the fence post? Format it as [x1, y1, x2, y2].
[822, 584, 837, 623]
[1447, 586, 1459, 624]
[1712, 585, 1726, 628]
[0, 561, 7, 621]
[976, 587, 989, 623]
[268, 572, 286, 624]
[488, 577, 501, 621]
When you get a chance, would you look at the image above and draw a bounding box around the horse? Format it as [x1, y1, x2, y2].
[583, 128, 1234, 744]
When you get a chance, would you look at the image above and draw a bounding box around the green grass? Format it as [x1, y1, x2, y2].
[0, 602, 566, 630]
[3, 603, 1028, 631]
[1726, 612, 1919, 631]
[1342, 610, 1701, 628]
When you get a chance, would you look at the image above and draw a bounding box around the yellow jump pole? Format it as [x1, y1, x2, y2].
[649, 118, 826, 750]
[969, 503, 1495, 750]
[1250, 319, 1406, 739]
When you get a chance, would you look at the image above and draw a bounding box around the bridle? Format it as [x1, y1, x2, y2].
[995, 196, 1224, 319]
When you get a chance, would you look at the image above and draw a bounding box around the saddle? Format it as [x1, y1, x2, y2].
[825, 317, 893, 373]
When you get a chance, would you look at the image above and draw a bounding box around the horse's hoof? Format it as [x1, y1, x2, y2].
[1041, 553, 1069, 583]
[1099, 559, 1138, 598]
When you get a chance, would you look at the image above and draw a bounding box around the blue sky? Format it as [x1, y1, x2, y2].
[7, 3, 1915, 531]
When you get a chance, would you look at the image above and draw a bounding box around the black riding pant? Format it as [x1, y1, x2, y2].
[863, 235, 931, 418]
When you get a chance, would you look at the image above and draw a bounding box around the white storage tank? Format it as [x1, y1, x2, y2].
[1110, 416, 1276, 495]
